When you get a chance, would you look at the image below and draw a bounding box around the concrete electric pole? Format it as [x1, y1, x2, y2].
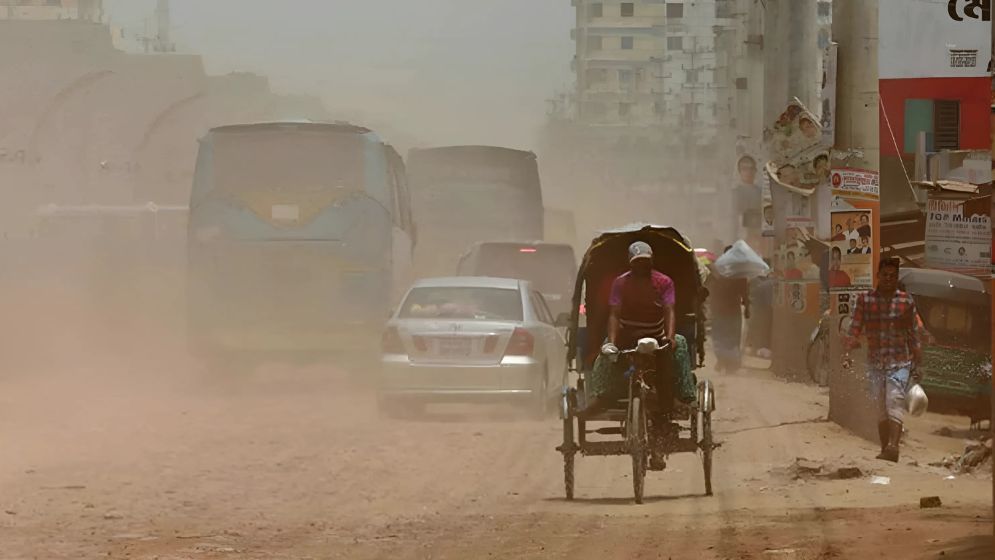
[827, 0, 880, 442]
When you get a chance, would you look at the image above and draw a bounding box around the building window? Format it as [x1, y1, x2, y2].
[586, 68, 608, 85]
[619, 102, 633, 118]
[583, 101, 607, 119]
[667, 36, 683, 51]
[587, 35, 603, 53]
[621, 2, 635, 17]
[666, 2, 684, 19]
[903, 99, 961, 152]
[685, 69, 698, 84]
[934, 99, 961, 151]
[818, 1, 831, 17]
[683, 103, 697, 124]
[654, 101, 666, 116]
[618, 69, 634, 91]
[589, 2, 603, 19]
[621, 36, 634, 50]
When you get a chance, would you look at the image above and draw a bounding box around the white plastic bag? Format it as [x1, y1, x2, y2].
[713, 240, 769, 279]
[907, 383, 928, 417]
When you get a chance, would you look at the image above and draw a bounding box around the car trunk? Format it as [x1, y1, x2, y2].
[400, 320, 519, 366]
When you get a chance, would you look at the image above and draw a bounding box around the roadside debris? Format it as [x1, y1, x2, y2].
[920, 496, 942, 509]
[929, 437, 992, 475]
[870, 476, 891, 485]
[781, 458, 865, 481]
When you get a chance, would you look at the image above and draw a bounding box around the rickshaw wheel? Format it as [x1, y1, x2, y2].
[629, 395, 647, 504]
[700, 408, 714, 496]
[562, 406, 576, 500]
[564, 453, 575, 501]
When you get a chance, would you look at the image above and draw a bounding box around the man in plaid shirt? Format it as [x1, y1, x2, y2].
[845, 258, 921, 463]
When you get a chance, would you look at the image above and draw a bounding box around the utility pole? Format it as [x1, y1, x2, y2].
[766, 0, 822, 381]
[827, 0, 880, 442]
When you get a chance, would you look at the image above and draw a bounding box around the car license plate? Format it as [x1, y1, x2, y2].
[437, 337, 472, 357]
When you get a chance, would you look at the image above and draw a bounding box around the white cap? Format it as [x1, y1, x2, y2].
[629, 241, 653, 262]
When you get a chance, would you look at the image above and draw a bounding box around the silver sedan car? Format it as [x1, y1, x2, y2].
[377, 276, 569, 417]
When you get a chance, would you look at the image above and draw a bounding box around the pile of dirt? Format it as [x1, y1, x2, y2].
[778, 457, 865, 481]
[931, 438, 993, 476]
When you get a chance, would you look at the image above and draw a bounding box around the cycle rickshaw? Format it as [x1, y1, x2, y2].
[555, 224, 716, 504]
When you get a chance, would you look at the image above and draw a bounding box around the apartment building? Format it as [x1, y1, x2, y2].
[572, 0, 734, 147]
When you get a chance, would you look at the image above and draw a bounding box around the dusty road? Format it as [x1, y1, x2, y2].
[1, 328, 991, 560]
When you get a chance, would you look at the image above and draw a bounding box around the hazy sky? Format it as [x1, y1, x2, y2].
[104, 1, 575, 150]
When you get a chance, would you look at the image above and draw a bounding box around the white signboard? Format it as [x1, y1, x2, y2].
[925, 195, 992, 276]
[830, 168, 880, 201]
[879, 0, 992, 79]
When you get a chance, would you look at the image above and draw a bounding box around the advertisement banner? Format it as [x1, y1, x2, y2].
[829, 208, 875, 291]
[925, 193, 992, 276]
[830, 168, 880, 201]
[879, 0, 992, 79]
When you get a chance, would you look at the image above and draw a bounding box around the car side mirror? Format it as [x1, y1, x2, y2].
[555, 312, 571, 328]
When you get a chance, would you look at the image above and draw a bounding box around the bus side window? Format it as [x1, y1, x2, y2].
[386, 145, 414, 237]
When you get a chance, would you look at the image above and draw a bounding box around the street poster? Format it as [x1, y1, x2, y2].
[830, 168, 880, 201]
[925, 192, 992, 277]
[829, 209, 874, 291]
[762, 169, 774, 238]
[834, 291, 859, 337]
[786, 282, 808, 314]
[820, 42, 838, 148]
[733, 143, 765, 248]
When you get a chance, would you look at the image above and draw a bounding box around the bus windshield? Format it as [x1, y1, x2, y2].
[205, 129, 365, 203]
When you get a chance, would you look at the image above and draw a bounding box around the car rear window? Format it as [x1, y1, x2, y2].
[399, 287, 523, 321]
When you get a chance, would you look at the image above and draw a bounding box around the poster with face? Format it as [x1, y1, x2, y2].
[829, 209, 874, 291]
[734, 146, 764, 241]
[779, 224, 821, 282]
[765, 100, 827, 186]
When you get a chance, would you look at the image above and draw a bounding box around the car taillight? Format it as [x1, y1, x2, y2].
[579, 304, 586, 316]
[381, 326, 405, 354]
[504, 328, 535, 357]
[412, 335, 428, 352]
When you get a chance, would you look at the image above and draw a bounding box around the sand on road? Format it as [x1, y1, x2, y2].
[1, 340, 991, 559]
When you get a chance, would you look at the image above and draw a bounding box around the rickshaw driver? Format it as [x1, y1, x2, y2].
[579, 241, 698, 470]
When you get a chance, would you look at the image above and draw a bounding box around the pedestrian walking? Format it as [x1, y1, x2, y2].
[746, 261, 773, 359]
[845, 258, 921, 463]
[707, 245, 750, 373]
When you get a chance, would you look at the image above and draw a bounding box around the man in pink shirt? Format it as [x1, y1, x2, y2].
[607, 241, 677, 350]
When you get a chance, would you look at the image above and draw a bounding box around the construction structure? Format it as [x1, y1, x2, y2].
[544, 1, 771, 247]
[570, 0, 734, 148]
[0, 0, 103, 21]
